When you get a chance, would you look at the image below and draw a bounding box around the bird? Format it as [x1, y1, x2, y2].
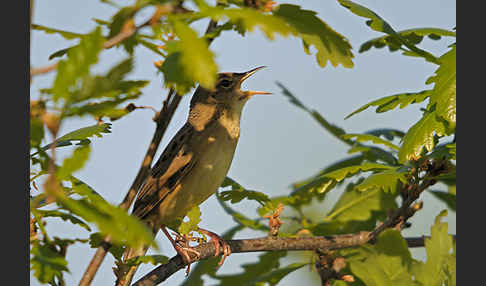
[116, 66, 271, 285]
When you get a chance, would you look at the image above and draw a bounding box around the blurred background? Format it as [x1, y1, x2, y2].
[30, 0, 456, 285]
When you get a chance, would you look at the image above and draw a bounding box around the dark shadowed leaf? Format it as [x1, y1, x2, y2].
[345, 90, 431, 119]
[429, 190, 456, 212]
[220, 177, 270, 206]
[31, 243, 69, 284]
[360, 27, 456, 53]
[37, 209, 91, 231]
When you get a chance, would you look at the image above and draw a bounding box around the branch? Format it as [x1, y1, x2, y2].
[131, 234, 455, 286]
[78, 18, 221, 286]
[30, 15, 151, 77]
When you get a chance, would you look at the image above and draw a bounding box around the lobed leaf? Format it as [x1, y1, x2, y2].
[426, 44, 456, 132]
[55, 177, 156, 249]
[30, 243, 69, 284]
[32, 24, 84, 40]
[338, 0, 439, 63]
[52, 27, 105, 102]
[349, 229, 414, 286]
[342, 133, 400, 151]
[220, 177, 270, 206]
[412, 210, 455, 286]
[398, 109, 446, 163]
[273, 4, 354, 68]
[345, 90, 431, 119]
[324, 186, 397, 222]
[36, 123, 112, 154]
[252, 262, 308, 286]
[56, 145, 91, 180]
[354, 167, 408, 194]
[216, 192, 268, 231]
[360, 27, 456, 53]
[428, 190, 456, 212]
[36, 209, 91, 231]
[89, 232, 125, 261]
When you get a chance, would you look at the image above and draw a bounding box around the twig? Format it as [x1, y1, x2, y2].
[30, 16, 150, 77]
[78, 18, 221, 286]
[131, 233, 453, 286]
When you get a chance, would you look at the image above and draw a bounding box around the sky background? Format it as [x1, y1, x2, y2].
[30, 0, 456, 285]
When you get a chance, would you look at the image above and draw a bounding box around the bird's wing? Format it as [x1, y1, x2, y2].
[132, 124, 197, 220]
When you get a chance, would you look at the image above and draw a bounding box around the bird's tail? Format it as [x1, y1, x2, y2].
[114, 221, 159, 286]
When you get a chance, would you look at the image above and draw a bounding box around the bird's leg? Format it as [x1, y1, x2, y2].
[197, 227, 231, 266]
[161, 227, 200, 276]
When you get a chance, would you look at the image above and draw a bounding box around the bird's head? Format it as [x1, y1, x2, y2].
[190, 66, 271, 112]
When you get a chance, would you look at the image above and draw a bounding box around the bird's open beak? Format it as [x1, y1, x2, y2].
[236, 66, 272, 97]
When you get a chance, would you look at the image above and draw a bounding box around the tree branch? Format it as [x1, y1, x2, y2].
[131, 233, 455, 286]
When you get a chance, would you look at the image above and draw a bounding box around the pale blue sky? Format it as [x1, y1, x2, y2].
[31, 1, 456, 285]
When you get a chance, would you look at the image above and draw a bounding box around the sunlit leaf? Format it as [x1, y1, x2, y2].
[52, 27, 105, 102]
[398, 109, 446, 163]
[36, 209, 91, 231]
[178, 205, 202, 235]
[354, 168, 408, 194]
[412, 210, 455, 286]
[426, 44, 456, 132]
[350, 229, 414, 286]
[56, 145, 91, 180]
[273, 4, 354, 68]
[125, 255, 169, 267]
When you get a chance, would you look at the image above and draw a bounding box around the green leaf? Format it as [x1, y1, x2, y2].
[253, 262, 308, 285]
[338, 0, 439, 64]
[56, 145, 91, 180]
[56, 177, 156, 249]
[398, 109, 446, 163]
[38, 123, 112, 154]
[159, 19, 218, 93]
[178, 205, 202, 235]
[324, 187, 397, 222]
[32, 24, 84, 40]
[30, 117, 45, 147]
[342, 133, 400, 151]
[429, 190, 456, 212]
[220, 177, 270, 206]
[216, 192, 268, 231]
[360, 27, 456, 53]
[365, 128, 405, 141]
[354, 168, 408, 194]
[273, 4, 354, 68]
[49, 47, 72, 60]
[125, 255, 169, 267]
[36, 209, 91, 231]
[31, 243, 69, 284]
[214, 251, 288, 285]
[52, 27, 105, 102]
[107, 6, 139, 54]
[89, 232, 125, 261]
[426, 44, 456, 131]
[292, 162, 395, 195]
[350, 229, 414, 286]
[345, 90, 431, 119]
[277, 82, 350, 145]
[412, 210, 454, 286]
[197, 4, 293, 40]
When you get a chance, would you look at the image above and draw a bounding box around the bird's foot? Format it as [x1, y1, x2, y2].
[173, 232, 202, 276]
[197, 227, 232, 267]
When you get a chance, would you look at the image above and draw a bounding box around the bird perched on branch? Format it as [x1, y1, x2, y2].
[116, 66, 271, 285]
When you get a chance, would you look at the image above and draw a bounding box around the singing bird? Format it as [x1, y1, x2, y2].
[118, 66, 271, 285]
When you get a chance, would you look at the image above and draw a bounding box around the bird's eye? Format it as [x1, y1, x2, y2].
[219, 79, 232, 88]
